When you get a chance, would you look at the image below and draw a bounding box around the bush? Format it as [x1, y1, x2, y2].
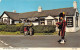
[0, 25, 56, 33]
[4, 25, 18, 32]
[0, 25, 24, 32]
[16, 23, 24, 33]
[0, 25, 7, 31]
[32, 25, 56, 33]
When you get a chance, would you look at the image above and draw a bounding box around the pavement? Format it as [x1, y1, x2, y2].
[0, 30, 80, 48]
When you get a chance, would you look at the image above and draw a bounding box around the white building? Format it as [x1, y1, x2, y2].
[0, 1, 80, 32]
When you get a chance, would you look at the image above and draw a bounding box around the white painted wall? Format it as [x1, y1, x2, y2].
[10, 19, 12, 24]
[45, 20, 47, 25]
[45, 15, 54, 19]
[66, 27, 76, 32]
[32, 22, 39, 26]
[1, 13, 8, 18]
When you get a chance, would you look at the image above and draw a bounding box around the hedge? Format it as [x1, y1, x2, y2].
[32, 25, 56, 33]
[0, 25, 56, 33]
[4, 25, 18, 32]
[0, 25, 24, 32]
[0, 25, 7, 31]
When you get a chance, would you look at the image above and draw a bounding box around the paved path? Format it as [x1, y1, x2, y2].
[0, 30, 80, 48]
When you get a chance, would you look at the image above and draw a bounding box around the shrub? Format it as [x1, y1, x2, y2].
[16, 23, 24, 33]
[0, 25, 56, 33]
[4, 25, 18, 32]
[32, 25, 56, 33]
[0, 25, 24, 32]
[0, 25, 7, 31]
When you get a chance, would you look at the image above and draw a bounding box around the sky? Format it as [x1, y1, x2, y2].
[0, 0, 79, 15]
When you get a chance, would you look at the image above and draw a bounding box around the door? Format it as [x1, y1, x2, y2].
[47, 20, 52, 25]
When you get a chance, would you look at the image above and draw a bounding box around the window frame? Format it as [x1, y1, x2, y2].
[66, 17, 73, 27]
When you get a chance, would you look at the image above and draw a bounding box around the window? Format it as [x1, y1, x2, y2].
[66, 17, 73, 27]
[40, 19, 45, 25]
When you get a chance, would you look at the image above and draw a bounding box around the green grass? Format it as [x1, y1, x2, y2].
[34, 32, 58, 35]
[0, 31, 58, 35]
[0, 31, 23, 35]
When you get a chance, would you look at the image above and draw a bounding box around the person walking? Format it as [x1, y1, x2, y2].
[56, 12, 66, 44]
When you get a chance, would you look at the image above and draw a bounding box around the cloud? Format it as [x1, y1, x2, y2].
[0, 0, 1, 2]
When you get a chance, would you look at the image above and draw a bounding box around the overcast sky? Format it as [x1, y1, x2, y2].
[0, 0, 79, 15]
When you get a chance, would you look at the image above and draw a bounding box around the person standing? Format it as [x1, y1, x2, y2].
[24, 20, 29, 36]
[24, 26, 28, 36]
[28, 21, 33, 36]
[56, 12, 66, 44]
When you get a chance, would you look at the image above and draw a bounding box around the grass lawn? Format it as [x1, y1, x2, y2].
[0, 31, 58, 35]
[0, 31, 23, 35]
[34, 32, 58, 35]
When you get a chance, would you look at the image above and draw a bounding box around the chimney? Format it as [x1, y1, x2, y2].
[73, 1, 77, 9]
[38, 6, 42, 12]
[13, 10, 16, 13]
